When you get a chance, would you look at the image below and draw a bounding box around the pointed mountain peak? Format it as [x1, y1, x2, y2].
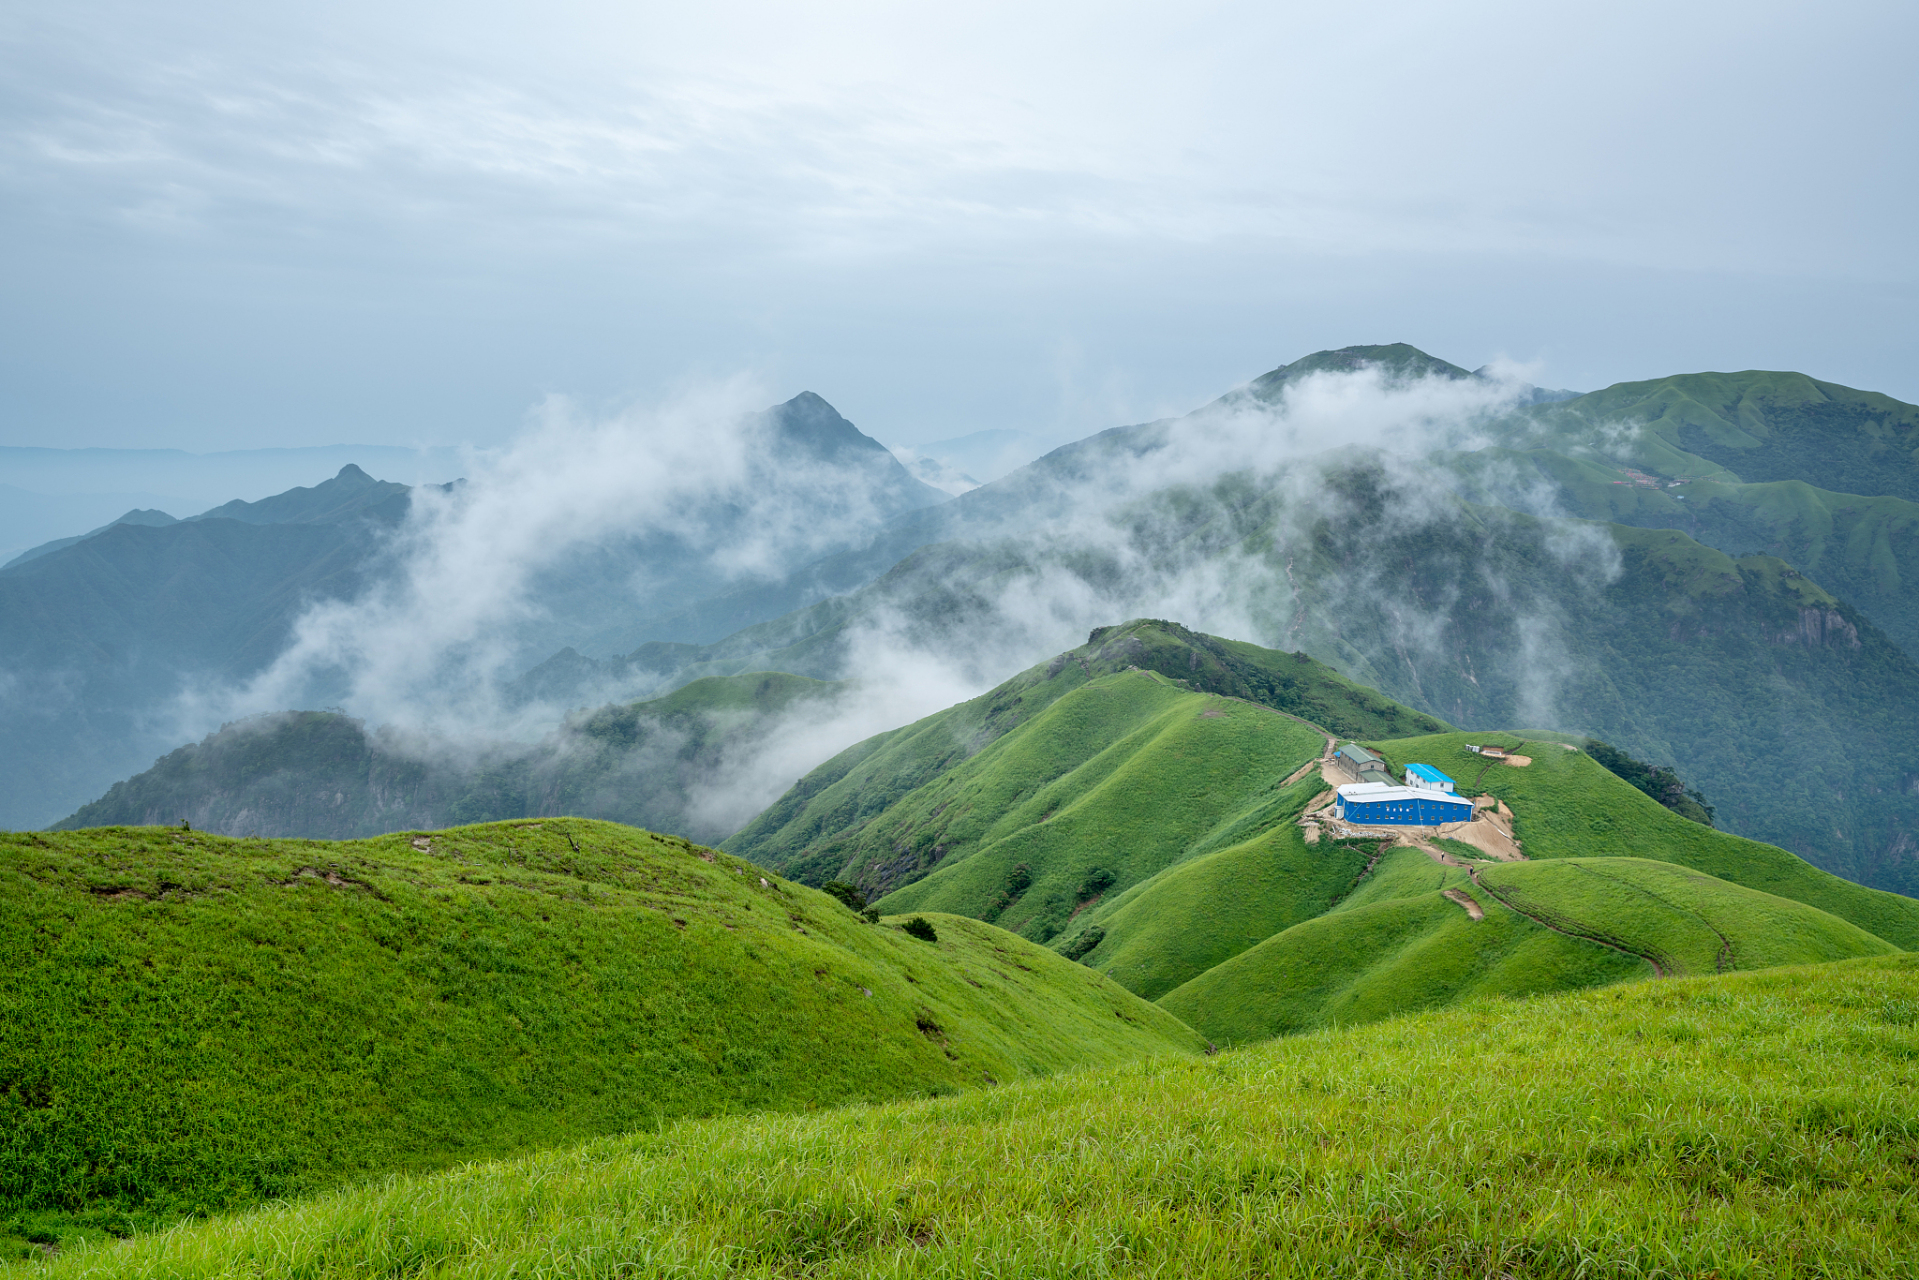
[334, 463, 373, 484]
[1245, 344, 1475, 402]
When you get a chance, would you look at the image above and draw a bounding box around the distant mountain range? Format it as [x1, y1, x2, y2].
[477, 348, 1919, 895]
[0, 442, 467, 563]
[0, 394, 942, 829]
[19, 343, 1919, 903]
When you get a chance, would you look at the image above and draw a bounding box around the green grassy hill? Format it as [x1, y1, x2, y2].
[0, 821, 1200, 1249]
[1512, 367, 1919, 501]
[56, 672, 846, 844]
[26, 954, 1919, 1277]
[1063, 775, 1366, 1000]
[1158, 848, 1896, 1045]
[727, 619, 1446, 898]
[1098, 726, 1919, 1041]
[864, 670, 1327, 943]
[779, 687, 1919, 1039]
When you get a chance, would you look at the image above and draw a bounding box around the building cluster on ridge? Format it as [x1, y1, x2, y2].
[1330, 744, 1475, 825]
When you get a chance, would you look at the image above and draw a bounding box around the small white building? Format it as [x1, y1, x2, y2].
[1404, 763, 1457, 793]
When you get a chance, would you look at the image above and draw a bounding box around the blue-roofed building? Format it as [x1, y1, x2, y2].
[1334, 783, 1473, 826]
[1404, 763, 1457, 794]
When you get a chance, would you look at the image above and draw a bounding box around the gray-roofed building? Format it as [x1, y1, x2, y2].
[1335, 743, 1390, 784]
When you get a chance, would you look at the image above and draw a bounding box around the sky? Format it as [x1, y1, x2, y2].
[2, 0, 1914, 454]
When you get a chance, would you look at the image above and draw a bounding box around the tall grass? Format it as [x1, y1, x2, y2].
[0, 823, 1199, 1247]
[22, 955, 1919, 1278]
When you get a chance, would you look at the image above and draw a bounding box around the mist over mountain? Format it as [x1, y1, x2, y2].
[22, 343, 1919, 904]
[0, 391, 946, 829]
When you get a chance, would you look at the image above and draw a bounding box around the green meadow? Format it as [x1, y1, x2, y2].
[16, 956, 1919, 1278]
[0, 822, 1197, 1251]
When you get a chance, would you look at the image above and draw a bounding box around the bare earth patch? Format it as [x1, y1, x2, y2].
[1442, 888, 1485, 920]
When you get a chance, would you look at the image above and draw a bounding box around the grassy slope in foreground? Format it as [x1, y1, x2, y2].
[28, 956, 1919, 1279]
[1365, 730, 1919, 949]
[0, 822, 1200, 1246]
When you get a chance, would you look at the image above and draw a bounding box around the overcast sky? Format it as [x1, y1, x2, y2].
[3, 0, 1913, 452]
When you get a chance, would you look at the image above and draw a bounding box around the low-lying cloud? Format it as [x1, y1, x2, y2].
[176, 361, 1624, 841]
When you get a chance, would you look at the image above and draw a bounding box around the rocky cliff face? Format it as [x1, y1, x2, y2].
[1780, 607, 1862, 649]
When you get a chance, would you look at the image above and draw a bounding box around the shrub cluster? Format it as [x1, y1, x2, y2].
[1061, 925, 1105, 962]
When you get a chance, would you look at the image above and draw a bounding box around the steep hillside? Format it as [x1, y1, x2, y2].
[0, 820, 1200, 1243]
[57, 672, 845, 845]
[862, 671, 1325, 941]
[0, 465, 427, 834]
[726, 620, 1447, 899]
[2, 509, 178, 570]
[32, 955, 1919, 1276]
[1460, 445, 1919, 662]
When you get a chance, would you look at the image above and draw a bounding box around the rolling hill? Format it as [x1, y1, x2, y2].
[25, 954, 1919, 1275]
[726, 619, 1449, 900]
[1081, 724, 1919, 1038]
[55, 671, 848, 845]
[0, 820, 1200, 1247]
[1158, 851, 1897, 1044]
[720, 622, 1918, 1043]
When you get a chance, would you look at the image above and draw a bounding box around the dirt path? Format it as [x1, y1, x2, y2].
[1440, 805, 1523, 861]
[1322, 838, 1393, 910]
[1466, 865, 1667, 977]
[1278, 734, 1336, 789]
[1441, 887, 1485, 920]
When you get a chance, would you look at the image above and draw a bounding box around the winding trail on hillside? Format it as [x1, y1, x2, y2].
[1465, 865, 1668, 978]
[1277, 733, 1337, 788]
[1557, 861, 1737, 974]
